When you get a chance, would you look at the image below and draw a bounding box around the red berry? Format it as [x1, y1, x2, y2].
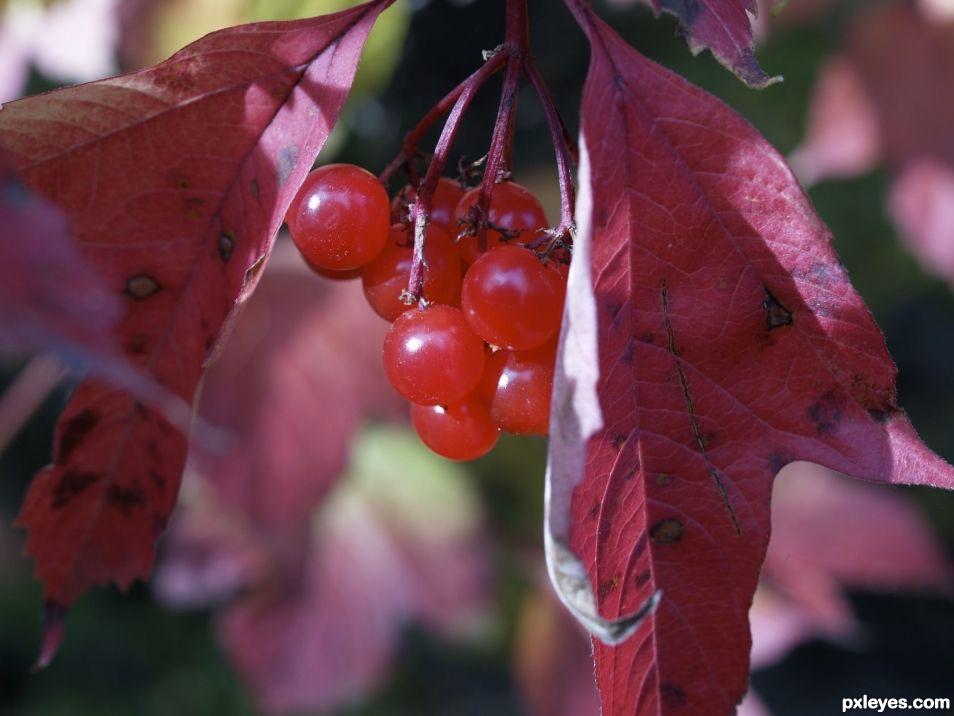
[304, 261, 363, 281]
[461, 245, 563, 350]
[411, 394, 500, 461]
[455, 181, 548, 265]
[383, 305, 486, 405]
[479, 342, 556, 435]
[286, 163, 390, 271]
[361, 224, 462, 321]
[392, 177, 465, 231]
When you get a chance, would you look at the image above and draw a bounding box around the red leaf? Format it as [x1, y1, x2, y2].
[0, 158, 120, 358]
[627, 0, 777, 87]
[889, 158, 954, 290]
[549, 8, 954, 715]
[752, 463, 953, 669]
[191, 244, 398, 528]
[158, 427, 491, 715]
[0, 1, 387, 612]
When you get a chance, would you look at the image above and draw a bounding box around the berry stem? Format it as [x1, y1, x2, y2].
[379, 52, 506, 185]
[471, 0, 530, 254]
[406, 52, 508, 302]
[525, 57, 577, 243]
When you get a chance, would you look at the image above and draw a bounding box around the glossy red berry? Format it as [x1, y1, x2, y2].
[455, 181, 548, 265]
[392, 177, 465, 231]
[361, 224, 462, 321]
[461, 245, 563, 350]
[286, 163, 390, 271]
[383, 305, 486, 405]
[411, 394, 500, 461]
[479, 342, 556, 435]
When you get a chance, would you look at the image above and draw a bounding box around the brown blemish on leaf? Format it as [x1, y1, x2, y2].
[660, 681, 689, 709]
[276, 146, 299, 187]
[656, 473, 672, 486]
[650, 518, 685, 545]
[598, 574, 620, 599]
[605, 301, 623, 327]
[634, 569, 652, 588]
[58, 409, 99, 462]
[808, 388, 847, 436]
[149, 470, 166, 490]
[613, 434, 627, 450]
[125, 274, 160, 299]
[632, 533, 648, 559]
[52, 470, 99, 509]
[105, 483, 146, 515]
[218, 231, 235, 263]
[587, 502, 601, 521]
[126, 333, 150, 356]
[250, 179, 261, 201]
[768, 449, 794, 475]
[622, 336, 636, 363]
[763, 288, 793, 330]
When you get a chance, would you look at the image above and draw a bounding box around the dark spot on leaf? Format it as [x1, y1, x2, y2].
[276, 146, 299, 187]
[58, 409, 99, 462]
[205, 335, 215, 351]
[126, 333, 150, 356]
[250, 178, 261, 201]
[146, 440, 161, 464]
[868, 407, 897, 423]
[808, 388, 847, 436]
[639, 332, 655, 345]
[660, 681, 688, 709]
[632, 534, 648, 559]
[218, 231, 235, 263]
[598, 574, 620, 600]
[153, 514, 168, 536]
[768, 449, 794, 475]
[656, 473, 672, 486]
[622, 337, 636, 363]
[623, 454, 640, 480]
[587, 502, 601, 521]
[848, 373, 898, 420]
[763, 289, 793, 330]
[634, 569, 651, 588]
[125, 274, 160, 299]
[650, 518, 684, 545]
[612, 434, 627, 450]
[605, 302, 622, 323]
[105, 483, 146, 515]
[134, 401, 148, 417]
[149, 470, 166, 490]
[612, 72, 625, 91]
[52, 470, 99, 509]
[597, 207, 608, 227]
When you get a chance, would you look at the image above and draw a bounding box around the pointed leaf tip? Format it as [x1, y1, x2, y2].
[32, 602, 66, 671]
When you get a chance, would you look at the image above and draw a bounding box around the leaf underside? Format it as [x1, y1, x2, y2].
[0, 1, 385, 611]
[549, 6, 954, 715]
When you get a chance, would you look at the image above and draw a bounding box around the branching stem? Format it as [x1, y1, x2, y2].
[402, 0, 577, 302]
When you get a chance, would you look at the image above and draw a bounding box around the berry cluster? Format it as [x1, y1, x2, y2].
[284, 163, 568, 461]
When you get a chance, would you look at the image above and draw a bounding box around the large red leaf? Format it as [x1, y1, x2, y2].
[548, 6, 954, 715]
[0, 0, 388, 617]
